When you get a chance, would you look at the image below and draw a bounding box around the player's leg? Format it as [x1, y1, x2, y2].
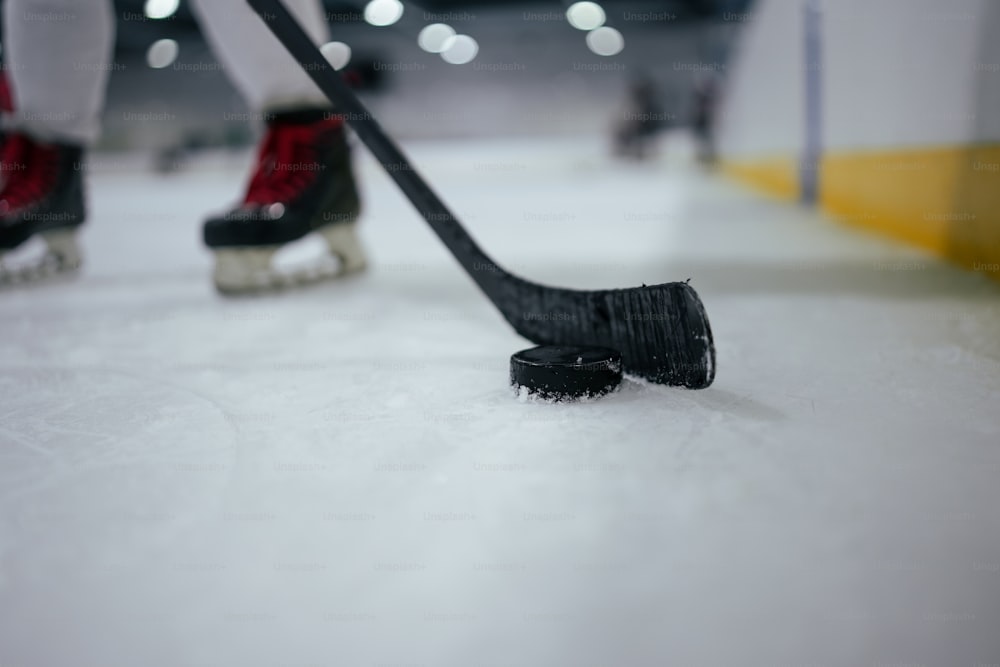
[190, 0, 364, 293]
[0, 0, 116, 281]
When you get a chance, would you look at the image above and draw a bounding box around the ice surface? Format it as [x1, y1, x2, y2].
[1, 135, 999, 666]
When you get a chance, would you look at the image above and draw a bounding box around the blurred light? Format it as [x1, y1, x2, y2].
[566, 2, 605, 31]
[440, 35, 478, 65]
[418, 23, 456, 53]
[586, 26, 624, 56]
[364, 0, 404, 27]
[147, 39, 179, 69]
[320, 41, 352, 70]
[144, 0, 180, 20]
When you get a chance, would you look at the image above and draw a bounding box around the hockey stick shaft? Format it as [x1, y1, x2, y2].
[246, 0, 501, 296]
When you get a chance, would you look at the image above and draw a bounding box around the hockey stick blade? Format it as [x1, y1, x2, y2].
[246, 0, 715, 388]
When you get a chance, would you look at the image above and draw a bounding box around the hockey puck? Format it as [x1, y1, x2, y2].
[510, 345, 623, 401]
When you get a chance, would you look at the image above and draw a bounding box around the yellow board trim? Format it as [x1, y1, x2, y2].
[723, 144, 1000, 280]
[720, 157, 799, 201]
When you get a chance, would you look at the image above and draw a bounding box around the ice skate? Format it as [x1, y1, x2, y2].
[202, 109, 365, 294]
[0, 133, 85, 285]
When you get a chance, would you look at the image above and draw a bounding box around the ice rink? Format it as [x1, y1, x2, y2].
[2, 135, 999, 665]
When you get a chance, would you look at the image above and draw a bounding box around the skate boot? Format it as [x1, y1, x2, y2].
[0, 133, 85, 284]
[203, 109, 365, 294]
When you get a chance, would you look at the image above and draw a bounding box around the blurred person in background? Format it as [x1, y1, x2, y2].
[612, 73, 669, 161]
[0, 0, 365, 293]
[691, 71, 718, 167]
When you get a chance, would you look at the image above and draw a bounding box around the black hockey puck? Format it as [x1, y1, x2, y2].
[510, 345, 623, 401]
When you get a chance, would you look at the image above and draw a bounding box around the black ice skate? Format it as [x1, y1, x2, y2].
[0, 133, 85, 284]
[203, 109, 365, 294]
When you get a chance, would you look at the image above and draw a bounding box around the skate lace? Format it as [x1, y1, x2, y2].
[0, 133, 61, 213]
[244, 121, 331, 207]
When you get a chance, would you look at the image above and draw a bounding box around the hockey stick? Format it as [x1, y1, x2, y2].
[246, 0, 715, 388]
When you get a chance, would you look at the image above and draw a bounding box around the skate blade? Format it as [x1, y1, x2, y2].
[212, 223, 367, 295]
[0, 230, 82, 287]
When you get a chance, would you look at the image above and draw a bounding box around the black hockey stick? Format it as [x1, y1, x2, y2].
[247, 0, 715, 388]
